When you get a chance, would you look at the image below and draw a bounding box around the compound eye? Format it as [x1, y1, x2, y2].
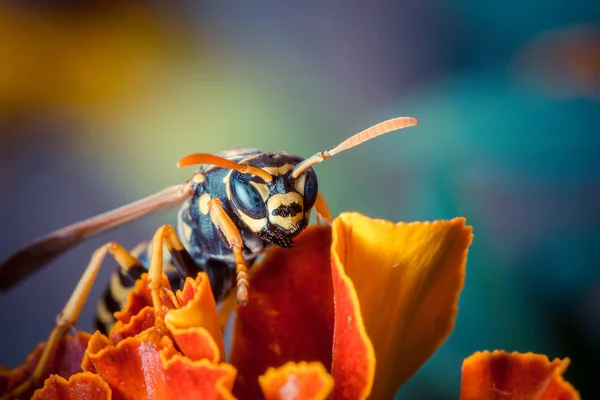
[230, 171, 267, 219]
[302, 169, 318, 210]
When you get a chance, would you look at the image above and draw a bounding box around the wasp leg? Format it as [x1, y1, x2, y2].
[6, 242, 142, 400]
[146, 224, 190, 334]
[315, 191, 333, 225]
[207, 198, 250, 305]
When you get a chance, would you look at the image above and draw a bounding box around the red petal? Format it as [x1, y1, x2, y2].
[229, 226, 334, 399]
[1, 332, 90, 397]
[329, 243, 374, 400]
[259, 362, 333, 400]
[31, 372, 111, 400]
[460, 351, 580, 400]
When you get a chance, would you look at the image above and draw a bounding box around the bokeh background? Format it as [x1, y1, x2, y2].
[0, 1, 599, 398]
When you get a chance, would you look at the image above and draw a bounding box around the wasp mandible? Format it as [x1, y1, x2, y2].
[0, 117, 418, 332]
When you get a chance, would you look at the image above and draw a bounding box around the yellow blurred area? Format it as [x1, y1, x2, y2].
[0, 1, 346, 202]
[0, 2, 190, 117]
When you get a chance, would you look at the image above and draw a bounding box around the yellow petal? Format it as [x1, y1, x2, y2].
[332, 212, 473, 399]
[165, 274, 225, 362]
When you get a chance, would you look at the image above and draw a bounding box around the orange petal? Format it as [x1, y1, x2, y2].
[259, 362, 334, 400]
[168, 327, 220, 364]
[31, 372, 111, 400]
[85, 336, 166, 399]
[85, 331, 236, 399]
[460, 351, 580, 400]
[0, 331, 91, 397]
[229, 225, 334, 399]
[110, 306, 156, 343]
[162, 354, 236, 400]
[331, 213, 472, 399]
[113, 274, 177, 325]
[165, 274, 225, 362]
[112, 277, 151, 325]
[81, 332, 111, 374]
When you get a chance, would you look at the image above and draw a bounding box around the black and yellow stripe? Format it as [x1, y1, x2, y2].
[94, 242, 181, 333]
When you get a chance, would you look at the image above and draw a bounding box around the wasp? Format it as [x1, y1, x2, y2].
[0, 117, 418, 333]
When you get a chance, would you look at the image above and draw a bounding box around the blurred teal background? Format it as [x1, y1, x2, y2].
[0, 1, 599, 398]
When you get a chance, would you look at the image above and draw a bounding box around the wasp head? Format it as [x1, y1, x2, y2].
[228, 153, 318, 248]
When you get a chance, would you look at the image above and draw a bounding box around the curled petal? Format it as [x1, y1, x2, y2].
[113, 274, 177, 326]
[81, 332, 111, 374]
[229, 226, 334, 399]
[165, 274, 225, 362]
[110, 306, 156, 343]
[31, 372, 111, 400]
[167, 326, 220, 364]
[85, 333, 235, 399]
[259, 362, 333, 400]
[331, 213, 472, 399]
[460, 351, 580, 400]
[162, 354, 236, 400]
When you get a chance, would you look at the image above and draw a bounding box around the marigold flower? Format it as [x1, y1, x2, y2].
[0, 212, 581, 400]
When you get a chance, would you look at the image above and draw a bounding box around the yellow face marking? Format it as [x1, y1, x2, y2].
[294, 173, 307, 196]
[224, 169, 234, 206]
[261, 163, 295, 177]
[198, 193, 211, 215]
[237, 212, 268, 233]
[250, 181, 270, 201]
[267, 193, 304, 230]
